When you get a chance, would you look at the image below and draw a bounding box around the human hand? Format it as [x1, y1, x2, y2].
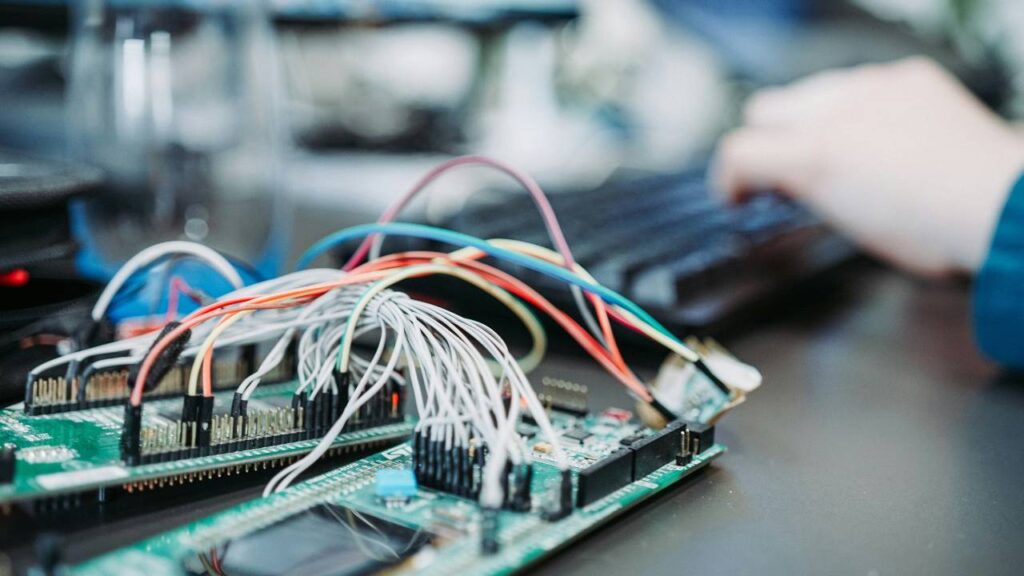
[712, 57, 1024, 275]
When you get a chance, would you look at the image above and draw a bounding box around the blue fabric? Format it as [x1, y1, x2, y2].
[975, 171, 1024, 368]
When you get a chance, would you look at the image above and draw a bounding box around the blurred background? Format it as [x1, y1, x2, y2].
[0, 0, 1021, 378]
[3, 4, 1024, 572]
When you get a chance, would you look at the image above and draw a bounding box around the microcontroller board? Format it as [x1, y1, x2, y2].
[0, 381, 413, 506]
[67, 410, 722, 576]
[0, 156, 763, 575]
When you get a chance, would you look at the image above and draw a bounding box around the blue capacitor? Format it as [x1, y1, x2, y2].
[375, 468, 418, 499]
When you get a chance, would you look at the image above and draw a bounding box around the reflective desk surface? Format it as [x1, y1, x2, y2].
[4, 261, 1023, 575]
[537, 261, 1024, 575]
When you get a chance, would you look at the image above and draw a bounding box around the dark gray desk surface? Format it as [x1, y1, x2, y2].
[536, 262, 1024, 575]
[4, 262, 1024, 575]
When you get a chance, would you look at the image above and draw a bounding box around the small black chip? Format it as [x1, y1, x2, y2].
[562, 428, 593, 445]
[618, 431, 647, 447]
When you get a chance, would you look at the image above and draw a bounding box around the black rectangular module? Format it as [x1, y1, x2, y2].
[212, 503, 433, 576]
[630, 421, 686, 479]
[576, 448, 634, 507]
[618, 431, 647, 447]
[562, 428, 593, 445]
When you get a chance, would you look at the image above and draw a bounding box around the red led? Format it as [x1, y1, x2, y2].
[0, 268, 29, 287]
[601, 407, 633, 423]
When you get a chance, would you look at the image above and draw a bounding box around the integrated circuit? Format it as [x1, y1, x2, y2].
[538, 377, 589, 416]
[561, 427, 594, 446]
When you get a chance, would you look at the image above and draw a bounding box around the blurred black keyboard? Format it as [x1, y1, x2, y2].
[448, 169, 855, 331]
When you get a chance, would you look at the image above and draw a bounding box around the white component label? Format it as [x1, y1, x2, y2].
[36, 466, 129, 490]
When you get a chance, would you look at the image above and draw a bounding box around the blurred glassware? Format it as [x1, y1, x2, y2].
[66, 0, 289, 282]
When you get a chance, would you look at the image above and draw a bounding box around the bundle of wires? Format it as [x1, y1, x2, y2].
[39, 155, 738, 508]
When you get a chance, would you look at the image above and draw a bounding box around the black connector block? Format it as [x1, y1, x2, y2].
[230, 392, 243, 417]
[499, 460, 512, 508]
[335, 371, 350, 410]
[181, 395, 201, 424]
[543, 468, 574, 521]
[304, 397, 316, 438]
[0, 443, 16, 484]
[135, 321, 192, 392]
[509, 463, 534, 512]
[460, 446, 471, 497]
[413, 431, 426, 479]
[241, 344, 258, 375]
[576, 448, 634, 508]
[412, 427, 488, 499]
[292, 392, 306, 430]
[686, 421, 715, 455]
[197, 396, 214, 448]
[630, 420, 687, 479]
[131, 384, 401, 466]
[78, 317, 116, 348]
[480, 507, 500, 555]
[120, 402, 142, 465]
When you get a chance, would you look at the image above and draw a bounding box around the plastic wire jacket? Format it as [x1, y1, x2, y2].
[131, 261, 542, 408]
[342, 155, 613, 349]
[334, 263, 546, 373]
[347, 156, 574, 270]
[129, 274, 400, 406]
[91, 241, 244, 322]
[297, 222, 698, 363]
[195, 264, 547, 400]
[351, 252, 648, 399]
[135, 321, 191, 392]
[468, 241, 730, 398]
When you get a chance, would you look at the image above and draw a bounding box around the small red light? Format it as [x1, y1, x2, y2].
[601, 407, 633, 423]
[0, 268, 29, 287]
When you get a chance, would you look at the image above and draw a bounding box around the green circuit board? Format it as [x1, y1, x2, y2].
[0, 382, 414, 504]
[68, 411, 724, 576]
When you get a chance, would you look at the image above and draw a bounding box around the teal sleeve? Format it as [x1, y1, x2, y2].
[974, 171, 1024, 368]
